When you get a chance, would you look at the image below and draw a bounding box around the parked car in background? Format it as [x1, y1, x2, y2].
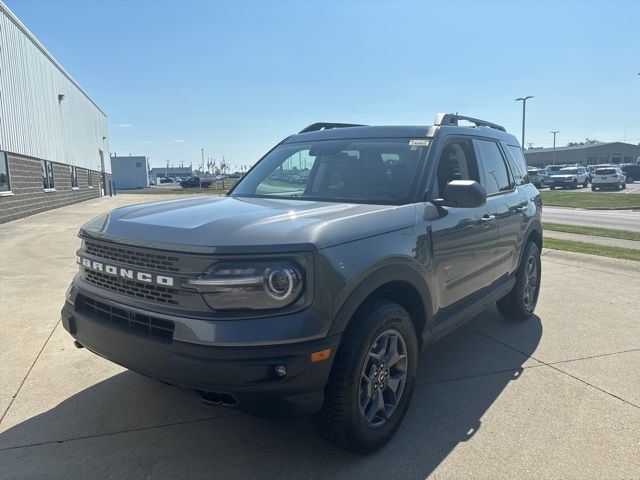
[587, 164, 611, 182]
[527, 167, 544, 188]
[545, 165, 565, 176]
[591, 167, 626, 191]
[159, 177, 174, 184]
[180, 176, 213, 188]
[537, 168, 550, 186]
[619, 163, 640, 183]
[548, 166, 589, 189]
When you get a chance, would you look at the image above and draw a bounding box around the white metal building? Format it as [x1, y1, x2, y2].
[0, 1, 110, 223]
[111, 155, 149, 189]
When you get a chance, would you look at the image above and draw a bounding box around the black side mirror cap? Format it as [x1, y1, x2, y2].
[439, 180, 486, 208]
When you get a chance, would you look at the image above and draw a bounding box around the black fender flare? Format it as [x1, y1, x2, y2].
[517, 219, 543, 270]
[327, 261, 433, 340]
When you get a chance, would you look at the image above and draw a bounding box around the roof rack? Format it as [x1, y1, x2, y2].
[298, 122, 367, 134]
[434, 113, 506, 132]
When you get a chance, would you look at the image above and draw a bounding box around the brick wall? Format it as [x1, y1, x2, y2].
[0, 152, 102, 224]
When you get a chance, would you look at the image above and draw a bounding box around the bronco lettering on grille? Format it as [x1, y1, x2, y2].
[77, 255, 174, 286]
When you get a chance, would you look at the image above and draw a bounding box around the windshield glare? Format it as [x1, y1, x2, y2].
[231, 139, 427, 204]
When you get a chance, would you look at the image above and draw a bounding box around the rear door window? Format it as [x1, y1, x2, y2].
[474, 139, 512, 195]
[504, 144, 529, 186]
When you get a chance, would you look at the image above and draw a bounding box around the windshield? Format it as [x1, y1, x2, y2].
[558, 168, 577, 174]
[595, 168, 616, 174]
[230, 138, 428, 204]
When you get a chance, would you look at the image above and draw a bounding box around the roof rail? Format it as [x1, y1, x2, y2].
[434, 113, 506, 132]
[298, 122, 367, 134]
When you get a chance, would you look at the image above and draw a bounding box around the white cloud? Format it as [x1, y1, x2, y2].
[171, 139, 186, 143]
[114, 123, 132, 128]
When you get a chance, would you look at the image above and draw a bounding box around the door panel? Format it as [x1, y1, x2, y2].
[431, 204, 497, 310]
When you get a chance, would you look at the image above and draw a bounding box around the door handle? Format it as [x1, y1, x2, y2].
[481, 214, 495, 222]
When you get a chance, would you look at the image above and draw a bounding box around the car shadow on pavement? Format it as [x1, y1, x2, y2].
[0, 307, 542, 480]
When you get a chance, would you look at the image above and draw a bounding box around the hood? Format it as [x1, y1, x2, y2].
[81, 196, 417, 253]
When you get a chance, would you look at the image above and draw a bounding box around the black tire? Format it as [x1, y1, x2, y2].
[622, 183, 626, 189]
[316, 299, 418, 453]
[582, 180, 588, 188]
[497, 242, 541, 321]
[550, 185, 555, 190]
[591, 185, 597, 192]
[571, 179, 578, 189]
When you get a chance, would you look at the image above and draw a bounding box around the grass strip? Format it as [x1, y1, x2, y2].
[541, 190, 640, 209]
[544, 237, 640, 262]
[543, 223, 640, 242]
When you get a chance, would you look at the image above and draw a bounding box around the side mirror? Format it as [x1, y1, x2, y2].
[437, 180, 486, 208]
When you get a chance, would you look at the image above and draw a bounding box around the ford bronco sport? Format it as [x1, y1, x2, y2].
[62, 113, 542, 453]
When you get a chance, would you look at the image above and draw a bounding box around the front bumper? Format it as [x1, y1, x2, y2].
[61, 290, 341, 418]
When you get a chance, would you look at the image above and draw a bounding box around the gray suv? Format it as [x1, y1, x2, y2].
[62, 113, 542, 453]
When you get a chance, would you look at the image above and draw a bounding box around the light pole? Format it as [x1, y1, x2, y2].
[550, 131, 559, 165]
[515, 96, 534, 149]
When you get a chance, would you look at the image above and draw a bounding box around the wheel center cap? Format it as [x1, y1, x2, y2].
[378, 371, 386, 384]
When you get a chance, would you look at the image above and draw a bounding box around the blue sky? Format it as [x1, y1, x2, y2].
[6, 0, 640, 170]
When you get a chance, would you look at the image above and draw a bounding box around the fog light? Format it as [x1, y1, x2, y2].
[275, 365, 287, 377]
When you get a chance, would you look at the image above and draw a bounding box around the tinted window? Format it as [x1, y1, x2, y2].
[559, 168, 577, 174]
[232, 139, 427, 204]
[70, 166, 78, 188]
[42, 160, 55, 189]
[434, 139, 480, 197]
[475, 139, 511, 194]
[505, 145, 529, 185]
[595, 168, 616, 175]
[0, 152, 10, 192]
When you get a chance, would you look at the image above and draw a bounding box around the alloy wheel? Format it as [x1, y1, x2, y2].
[522, 254, 538, 310]
[359, 329, 408, 428]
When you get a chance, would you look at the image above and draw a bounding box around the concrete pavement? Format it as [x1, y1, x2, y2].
[543, 229, 640, 250]
[1, 194, 639, 479]
[543, 206, 640, 232]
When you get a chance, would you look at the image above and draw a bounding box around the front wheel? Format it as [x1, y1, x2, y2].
[622, 182, 626, 189]
[497, 242, 541, 321]
[582, 180, 588, 188]
[591, 185, 597, 192]
[316, 299, 418, 453]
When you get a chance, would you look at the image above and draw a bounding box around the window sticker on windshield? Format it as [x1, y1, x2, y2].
[409, 139, 429, 147]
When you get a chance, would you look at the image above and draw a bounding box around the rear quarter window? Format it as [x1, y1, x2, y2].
[504, 144, 529, 186]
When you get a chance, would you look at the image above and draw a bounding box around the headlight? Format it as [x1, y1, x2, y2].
[185, 261, 305, 310]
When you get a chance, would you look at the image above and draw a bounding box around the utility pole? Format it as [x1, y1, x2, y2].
[550, 131, 559, 165]
[515, 96, 534, 148]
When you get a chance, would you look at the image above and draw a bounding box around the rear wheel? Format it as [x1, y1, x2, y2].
[316, 299, 418, 453]
[582, 179, 588, 188]
[591, 185, 597, 192]
[497, 242, 541, 321]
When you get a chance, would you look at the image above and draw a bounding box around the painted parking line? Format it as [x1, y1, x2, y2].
[624, 186, 640, 194]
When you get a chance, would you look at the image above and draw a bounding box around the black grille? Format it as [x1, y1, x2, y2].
[84, 269, 178, 305]
[84, 240, 180, 272]
[79, 295, 174, 341]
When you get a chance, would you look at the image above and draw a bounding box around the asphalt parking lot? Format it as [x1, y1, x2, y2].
[1, 194, 639, 479]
